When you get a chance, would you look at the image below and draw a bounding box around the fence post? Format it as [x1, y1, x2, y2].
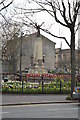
[76, 80, 77, 87]
[60, 80, 61, 94]
[42, 75, 44, 93]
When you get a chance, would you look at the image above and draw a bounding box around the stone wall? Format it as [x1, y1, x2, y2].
[4, 33, 55, 73]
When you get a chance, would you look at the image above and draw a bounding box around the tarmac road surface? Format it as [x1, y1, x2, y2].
[2, 103, 79, 118]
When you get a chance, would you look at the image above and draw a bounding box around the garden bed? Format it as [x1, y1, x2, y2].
[1, 79, 80, 94]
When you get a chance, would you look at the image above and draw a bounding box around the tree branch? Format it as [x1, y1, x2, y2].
[40, 27, 71, 48]
[49, 1, 69, 28]
[73, 1, 80, 25]
[34, 0, 54, 17]
[0, 13, 8, 22]
[0, 0, 5, 5]
[75, 22, 80, 33]
[68, 0, 72, 23]
[61, 1, 71, 28]
[0, 0, 13, 12]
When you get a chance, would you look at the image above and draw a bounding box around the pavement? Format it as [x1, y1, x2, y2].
[0, 94, 79, 106]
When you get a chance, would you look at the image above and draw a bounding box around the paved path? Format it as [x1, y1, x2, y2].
[1, 94, 78, 106]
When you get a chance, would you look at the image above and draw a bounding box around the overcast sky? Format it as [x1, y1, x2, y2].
[4, 0, 79, 49]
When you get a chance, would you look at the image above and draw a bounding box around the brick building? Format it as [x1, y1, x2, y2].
[55, 48, 79, 73]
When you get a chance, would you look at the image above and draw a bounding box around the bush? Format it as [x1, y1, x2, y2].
[56, 77, 60, 82]
[66, 95, 72, 100]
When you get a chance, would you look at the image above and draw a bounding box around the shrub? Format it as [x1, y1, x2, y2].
[66, 95, 72, 100]
[56, 77, 60, 82]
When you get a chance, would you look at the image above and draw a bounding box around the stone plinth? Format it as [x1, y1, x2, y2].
[28, 67, 47, 74]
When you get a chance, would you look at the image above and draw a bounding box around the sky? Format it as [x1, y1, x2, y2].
[2, 0, 79, 49]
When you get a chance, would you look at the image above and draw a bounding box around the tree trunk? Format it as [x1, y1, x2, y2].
[71, 29, 76, 97]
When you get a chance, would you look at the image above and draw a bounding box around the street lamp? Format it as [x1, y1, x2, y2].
[19, 32, 24, 93]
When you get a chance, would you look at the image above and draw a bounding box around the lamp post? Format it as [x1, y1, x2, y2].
[19, 32, 24, 93]
[41, 75, 44, 93]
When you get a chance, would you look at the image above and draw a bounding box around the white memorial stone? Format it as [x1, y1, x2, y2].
[34, 37, 43, 65]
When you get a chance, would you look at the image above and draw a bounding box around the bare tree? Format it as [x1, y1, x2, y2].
[0, 0, 13, 19]
[77, 42, 80, 74]
[0, 0, 14, 49]
[7, 0, 80, 97]
[23, 0, 80, 97]
[1, 19, 24, 74]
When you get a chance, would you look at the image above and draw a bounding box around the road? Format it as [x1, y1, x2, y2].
[2, 103, 79, 118]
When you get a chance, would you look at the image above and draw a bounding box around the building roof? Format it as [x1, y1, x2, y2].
[26, 32, 56, 45]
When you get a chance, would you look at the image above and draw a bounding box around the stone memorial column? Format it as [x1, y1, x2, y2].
[34, 37, 43, 67]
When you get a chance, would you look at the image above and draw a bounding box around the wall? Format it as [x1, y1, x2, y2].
[4, 33, 55, 73]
